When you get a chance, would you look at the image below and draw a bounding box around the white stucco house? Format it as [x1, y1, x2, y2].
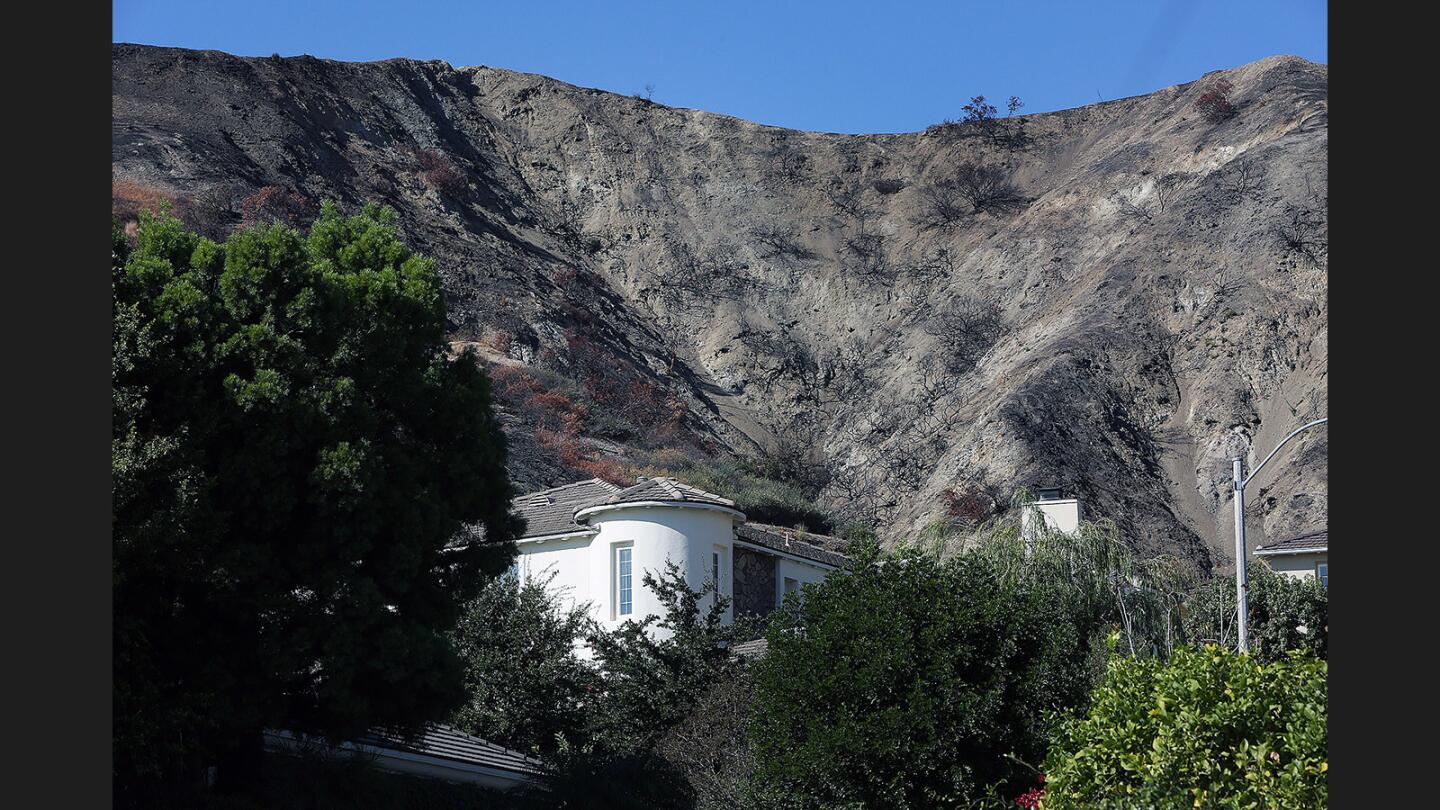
[501, 476, 847, 635]
[1021, 486, 1083, 539]
[1255, 529, 1328, 587]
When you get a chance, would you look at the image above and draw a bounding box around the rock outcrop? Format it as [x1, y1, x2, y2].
[112, 44, 1328, 569]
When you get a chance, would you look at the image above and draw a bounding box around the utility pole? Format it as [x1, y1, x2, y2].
[1232, 417, 1327, 653]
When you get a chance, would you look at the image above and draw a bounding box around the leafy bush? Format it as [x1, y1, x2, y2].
[450, 572, 598, 757]
[747, 546, 1102, 808]
[1181, 563, 1327, 663]
[1043, 645, 1327, 809]
[584, 562, 756, 753]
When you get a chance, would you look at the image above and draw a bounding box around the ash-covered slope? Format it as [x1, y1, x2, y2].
[112, 44, 1327, 569]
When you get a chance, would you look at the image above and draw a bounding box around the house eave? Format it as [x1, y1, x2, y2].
[574, 500, 747, 524]
[732, 538, 841, 570]
[1255, 545, 1328, 557]
[263, 730, 538, 789]
[517, 528, 599, 545]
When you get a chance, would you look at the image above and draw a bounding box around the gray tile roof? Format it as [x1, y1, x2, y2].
[730, 638, 770, 659]
[355, 724, 543, 776]
[594, 477, 738, 510]
[1256, 528, 1328, 555]
[735, 523, 850, 568]
[512, 478, 621, 539]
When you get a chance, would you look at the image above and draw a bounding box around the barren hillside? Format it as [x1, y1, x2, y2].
[112, 44, 1328, 570]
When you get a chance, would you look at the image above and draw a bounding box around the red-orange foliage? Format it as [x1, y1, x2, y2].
[565, 331, 687, 441]
[414, 148, 467, 198]
[574, 455, 630, 485]
[239, 185, 315, 228]
[112, 179, 174, 223]
[489, 330, 514, 356]
[1195, 78, 1237, 123]
[942, 485, 995, 526]
[554, 267, 579, 289]
[493, 365, 632, 479]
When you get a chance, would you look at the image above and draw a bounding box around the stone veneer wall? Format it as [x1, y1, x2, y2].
[732, 545, 777, 619]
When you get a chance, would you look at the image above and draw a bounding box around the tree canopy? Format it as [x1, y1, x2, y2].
[450, 571, 597, 757]
[1043, 645, 1327, 808]
[113, 203, 522, 794]
[746, 545, 1103, 808]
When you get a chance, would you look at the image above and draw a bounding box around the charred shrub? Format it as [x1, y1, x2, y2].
[1194, 78, 1237, 123]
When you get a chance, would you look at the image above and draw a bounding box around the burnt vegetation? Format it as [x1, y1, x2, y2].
[924, 295, 1007, 375]
[1194, 78, 1238, 123]
[412, 147, 468, 198]
[750, 224, 817, 263]
[1273, 204, 1327, 268]
[916, 162, 1029, 229]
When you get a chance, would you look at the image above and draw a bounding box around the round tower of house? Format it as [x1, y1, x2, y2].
[573, 477, 744, 633]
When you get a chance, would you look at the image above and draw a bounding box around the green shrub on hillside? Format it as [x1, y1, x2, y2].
[634, 453, 849, 536]
[1043, 645, 1327, 809]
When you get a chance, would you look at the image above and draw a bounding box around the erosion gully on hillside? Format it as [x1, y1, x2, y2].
[112, 44, 1328, 572]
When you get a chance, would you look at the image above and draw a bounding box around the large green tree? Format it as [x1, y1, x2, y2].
[113, 204, 521, 796]
[449, 571, 598, 757]
[746, 545, 1102, 809]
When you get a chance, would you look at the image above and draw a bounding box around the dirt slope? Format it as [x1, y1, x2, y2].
[112, 44, 1328, 569]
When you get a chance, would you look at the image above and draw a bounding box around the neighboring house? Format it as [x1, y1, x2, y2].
[497, 476, 846, 635]
[1021, 486, 1083, 540]
[1255, 529, 1328, 587]
[264, 723, 542, 790]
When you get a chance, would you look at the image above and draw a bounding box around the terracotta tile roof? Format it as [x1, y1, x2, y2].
[1256, 528, 1328, 555]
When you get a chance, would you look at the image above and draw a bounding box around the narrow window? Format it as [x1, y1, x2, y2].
[784, 577, 799, 596]
[1315, 562, 1328, 588]
[713, 551, 721, 587]
[617, 546, 633, 616]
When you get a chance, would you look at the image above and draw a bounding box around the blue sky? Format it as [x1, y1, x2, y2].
[113, 0, 1326, 134]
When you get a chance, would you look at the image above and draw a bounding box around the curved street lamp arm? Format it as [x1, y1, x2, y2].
[1240, 417, 1328, 488]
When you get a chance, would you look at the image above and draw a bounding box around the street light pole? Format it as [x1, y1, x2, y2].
[1232, 417, 1328, 653]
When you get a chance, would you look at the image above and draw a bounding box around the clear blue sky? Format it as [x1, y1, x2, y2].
[113, 0, 1326, 134]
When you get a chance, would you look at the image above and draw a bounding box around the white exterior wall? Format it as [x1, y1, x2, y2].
[1021, 498, 1082, 538]
[514, 504, 741, 640]
[516, 534, 597, 615]
[776, 556, 830, 604]
[1261, 552, 1328, 582]
[587, 505, 739, 634]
